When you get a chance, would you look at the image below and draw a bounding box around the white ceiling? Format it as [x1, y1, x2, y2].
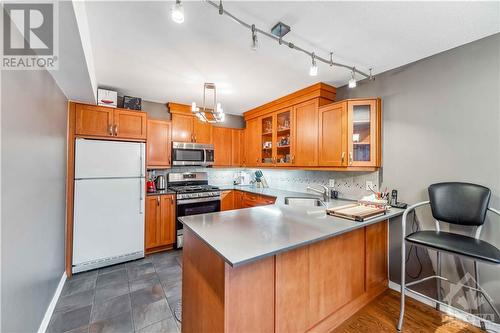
[83, 1, 499, 114]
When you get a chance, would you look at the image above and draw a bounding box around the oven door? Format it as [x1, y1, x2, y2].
[176, 197, 221, 248]
[172, 147, 205, 166]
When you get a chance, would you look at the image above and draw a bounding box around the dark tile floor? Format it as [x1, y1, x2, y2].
[48, 250, 183, 333]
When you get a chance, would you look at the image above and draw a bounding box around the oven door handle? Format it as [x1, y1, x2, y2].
[177, 196, 221, 205]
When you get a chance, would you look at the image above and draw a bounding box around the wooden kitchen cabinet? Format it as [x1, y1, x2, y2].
[233, 190, 244, 209]
[75, 104, 147, 140]
[241, 192, 276, 208]
[318, 101, 348, 166]
[75, 104, 114, 137]
[147, 119, 171, 168]
[171, 114, 193, 143]
[145, 194, 175, 254]
[213, 126, 233, 166]
[231, 129, 244, 167]
[292, 100, 318, 166]
[244, 118, 260, 167]
[193, 119, 212, 143]
[170, 110, 212, 144]
[221, 190, 234, 211]
[347, 99, 381, 167]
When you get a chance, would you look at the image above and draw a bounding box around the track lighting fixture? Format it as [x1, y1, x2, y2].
[201, 0, 373, 86]
[251, 24, 258, 51]
[171, 0, 184, 24]
[348, 69, 357, 88]
[309, 53, 318, 76]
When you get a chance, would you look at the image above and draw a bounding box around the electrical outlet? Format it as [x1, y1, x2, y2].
[366, 181, 374, 191]
[329, 179, 335, 187]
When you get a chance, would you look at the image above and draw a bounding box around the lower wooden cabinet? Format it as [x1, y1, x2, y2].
[241, 192, 276, 208]
[221, 190, 235, 211]
[145, 194, 175, 253]
[221, 190, 276, 211]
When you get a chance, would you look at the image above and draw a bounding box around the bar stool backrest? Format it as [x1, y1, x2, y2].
[428, 182, 491, 227]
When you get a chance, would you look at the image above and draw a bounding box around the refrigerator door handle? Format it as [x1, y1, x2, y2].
[139, 178, 145, 214]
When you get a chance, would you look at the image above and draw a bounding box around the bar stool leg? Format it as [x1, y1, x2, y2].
[474, 261, 486, 330]
[397, 239, 406, 331]
[436, 252, 441, 311]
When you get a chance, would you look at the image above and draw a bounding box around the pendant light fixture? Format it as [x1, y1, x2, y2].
[171, 0, 184, 24]
[191, 83, 225, 123]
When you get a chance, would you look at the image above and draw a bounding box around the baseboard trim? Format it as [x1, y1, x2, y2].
[388, 280, 500, 332]
[38, 272, 67, 333]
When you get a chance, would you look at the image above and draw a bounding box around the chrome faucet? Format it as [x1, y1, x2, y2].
[306, 184, 330, 202]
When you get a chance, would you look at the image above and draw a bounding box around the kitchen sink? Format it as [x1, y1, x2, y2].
[284, 197, 325, 207]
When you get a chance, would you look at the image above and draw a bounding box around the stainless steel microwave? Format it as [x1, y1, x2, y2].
[172, 142, 214, 167]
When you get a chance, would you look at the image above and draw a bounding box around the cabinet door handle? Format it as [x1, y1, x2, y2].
[341, 152, 345, 164]
[113, 124, 118, 136]
[291, 155, 295, 164]
[157, 196, 160, 206]
[349, 152, 353, 165]
[108, 124, 113, 136]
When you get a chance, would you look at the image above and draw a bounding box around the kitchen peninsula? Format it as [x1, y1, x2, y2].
[180, 187, 404, 333]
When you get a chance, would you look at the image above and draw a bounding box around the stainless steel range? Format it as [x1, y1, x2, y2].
[167, 172, 221, 248]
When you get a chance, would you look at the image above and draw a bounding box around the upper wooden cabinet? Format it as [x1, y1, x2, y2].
[318, 101, 347, 167]
[75, 104, 147, 140]
[114, 109, 147, 139]
[171, 113, 194, 142]
[213, 126, 233, 166]
[231, 129, 244, 166]
[244, 118, 260, 167]
[242, 83, 382, 170]
[193, 119, 212, 144]
[169, 103, 212, 143]
[347, 99, 381, 167]
[293, 100, 319, 167]
[147, 119, 171, 168]
[145, 194, 175, 254]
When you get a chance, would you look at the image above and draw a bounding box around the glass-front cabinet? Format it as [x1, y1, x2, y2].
[260, 115, 274, 165]
[347, 99, 380, 167]
[258, 108, 294, 166]
[275, 108, 292, 165]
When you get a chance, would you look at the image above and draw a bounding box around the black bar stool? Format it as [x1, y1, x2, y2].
[397, 182, 500, 331]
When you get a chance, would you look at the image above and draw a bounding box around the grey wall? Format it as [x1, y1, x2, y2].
[1, 69, 68, 331]
[338, 34, 500, 308]
[116, 97, 245, 128]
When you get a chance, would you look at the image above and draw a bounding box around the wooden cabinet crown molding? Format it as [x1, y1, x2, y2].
[243, 82, 336, 121]
[167, 102, 192, 115]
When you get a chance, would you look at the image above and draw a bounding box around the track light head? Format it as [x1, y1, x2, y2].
[171, 0, 184, 24]
[309, 53, 318, 76]
[251, 24, 258, 51]
[348, 69, 357, 88]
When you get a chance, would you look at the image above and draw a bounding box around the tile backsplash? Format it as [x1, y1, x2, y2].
[150, 167, 380, 200]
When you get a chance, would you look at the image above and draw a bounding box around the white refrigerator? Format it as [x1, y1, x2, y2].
[73, 139, 145, 273]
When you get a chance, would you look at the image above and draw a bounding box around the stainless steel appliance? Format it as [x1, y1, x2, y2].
[167, 172, 220, 248]
[154, 175, 166, 190]
[171, 142, 214, 167]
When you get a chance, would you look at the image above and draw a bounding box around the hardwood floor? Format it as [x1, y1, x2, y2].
[332, 290, 482, 333]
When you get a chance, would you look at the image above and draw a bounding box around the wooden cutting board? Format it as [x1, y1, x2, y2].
[327, 203, 387, 222]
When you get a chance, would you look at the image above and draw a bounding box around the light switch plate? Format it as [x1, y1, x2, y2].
[329, 179, 335, 187]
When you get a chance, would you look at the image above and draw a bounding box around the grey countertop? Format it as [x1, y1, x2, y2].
[180, 186, 404, 267]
